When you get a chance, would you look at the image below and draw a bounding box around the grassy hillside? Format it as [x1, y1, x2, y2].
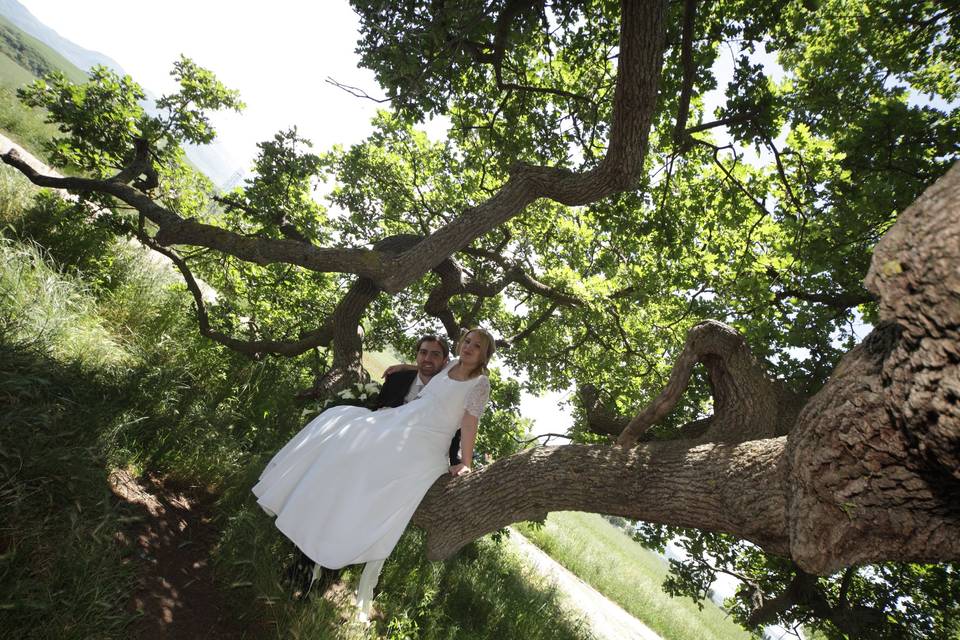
[0, 14, 88, 85]
[517, 512, 754, 640]
[0, 14, 87, 159]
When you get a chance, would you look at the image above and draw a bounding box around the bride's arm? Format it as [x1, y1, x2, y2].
[449, 412, 479, 476]
[382, 363, 417, 377]
[449, 375, 489, 475]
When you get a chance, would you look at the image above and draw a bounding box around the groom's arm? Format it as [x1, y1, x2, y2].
[376, 370, 415, 409]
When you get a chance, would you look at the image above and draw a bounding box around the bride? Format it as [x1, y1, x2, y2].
[252, 327, 495, 616]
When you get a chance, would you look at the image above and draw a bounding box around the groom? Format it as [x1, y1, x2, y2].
[376, 334, 462, 466]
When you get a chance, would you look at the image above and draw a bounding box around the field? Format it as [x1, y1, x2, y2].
[517, 512, 754, 640]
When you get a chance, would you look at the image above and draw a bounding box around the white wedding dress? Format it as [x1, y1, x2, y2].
[252, 359, 489, 611]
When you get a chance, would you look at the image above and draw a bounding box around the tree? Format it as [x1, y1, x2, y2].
[3, 0, 958, 636]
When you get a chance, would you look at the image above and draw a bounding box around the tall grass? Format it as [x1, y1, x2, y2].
[517, 512, 754, 640]
[0, 183, 311, 637]
[0, 240, 132, 368]
[0, 241, 139, 638]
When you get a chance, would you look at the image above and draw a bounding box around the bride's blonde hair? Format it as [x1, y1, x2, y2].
[457, 327, 496, 377]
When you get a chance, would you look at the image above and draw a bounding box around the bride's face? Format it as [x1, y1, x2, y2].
[458, 332, 487, 369]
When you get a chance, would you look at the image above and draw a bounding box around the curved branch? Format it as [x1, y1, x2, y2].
[384, 0, 668, 291]
[3, 1, 668, 300]
[137, 230, 334, 357]
[616, 320, 806, 447]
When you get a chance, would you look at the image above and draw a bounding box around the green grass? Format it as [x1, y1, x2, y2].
[0, 183, 304, 636]
[516, 512, 754, 640]
[0, 15, 89, 85]
[0, 83, 62, 161]
[0, 51, 37, 89]
[0, 239, 140, 638]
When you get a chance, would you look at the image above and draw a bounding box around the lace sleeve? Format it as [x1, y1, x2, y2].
[464, 376, 491, 418]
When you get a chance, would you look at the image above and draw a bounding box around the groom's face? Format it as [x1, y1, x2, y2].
[415, 340, 447, 379]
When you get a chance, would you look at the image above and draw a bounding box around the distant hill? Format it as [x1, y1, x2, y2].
[0, 0, 241, 186]
[0, 0, 125, 74]
[0, 13, 88, 87]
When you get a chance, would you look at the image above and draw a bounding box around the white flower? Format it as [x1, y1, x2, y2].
[340, 390, 356, 400]
[364, 382, 380, 395]
[359, 393, 368, 400]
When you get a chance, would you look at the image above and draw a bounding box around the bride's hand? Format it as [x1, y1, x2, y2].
[448, 463, 472, 477]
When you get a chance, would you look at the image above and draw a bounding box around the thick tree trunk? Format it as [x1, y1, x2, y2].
[787, 161, 960, 573]
[413, 163, 960, 572]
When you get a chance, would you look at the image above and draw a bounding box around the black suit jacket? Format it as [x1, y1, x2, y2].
[376, 370, 462, 466]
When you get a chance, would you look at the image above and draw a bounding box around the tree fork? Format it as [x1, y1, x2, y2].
[616, 320, 806, 447]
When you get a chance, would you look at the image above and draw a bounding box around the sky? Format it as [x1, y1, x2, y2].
[20, 1, 386, 175]
[17, 0, 574, 437]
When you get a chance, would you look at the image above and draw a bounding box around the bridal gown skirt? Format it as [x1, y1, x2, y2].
[252, 403, 451, 569]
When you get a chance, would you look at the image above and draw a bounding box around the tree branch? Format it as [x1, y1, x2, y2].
[672, 0, 699, 148]
[324, 77, 391, 103]
[412, 438, 791, 561]
[1, 148, 389, 279]
[110, 137, 158, 189]
[774, 286, 873, 311]
[136, 229, 334, 357]
[503, 301, 559, 347]
[383, 0, 669, 292]
[3, 0, 669, 301]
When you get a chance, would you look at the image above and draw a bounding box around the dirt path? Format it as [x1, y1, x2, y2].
[0, 132, 57, 175]
[109, 470, 243, 640]
[509, 529, 663, 640]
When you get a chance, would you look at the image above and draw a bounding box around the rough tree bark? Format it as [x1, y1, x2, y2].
[412, 163, 960, 572]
